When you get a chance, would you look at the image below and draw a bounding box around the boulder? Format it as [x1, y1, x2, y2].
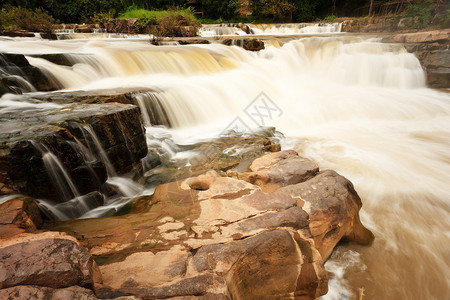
[243, 39, 265, 51]
[0, 197, 42, 239]
[0, 231, 102, 289]
[280, 170, 375, 260]
[228, 150, 319, 192]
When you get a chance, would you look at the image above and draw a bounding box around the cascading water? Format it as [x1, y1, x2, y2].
[249, 22, 343, 34]
[0, 30, 449, 300]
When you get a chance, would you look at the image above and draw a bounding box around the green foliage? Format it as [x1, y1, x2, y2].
[403, 0, 433, 29]
[120, 7, 200, 37]
[324, 15, 337, 22]
[200, 0, 239, 20]
[292, 0, 316, 22]
[0, 6, 55, 32]
[436, 9, 450, 28]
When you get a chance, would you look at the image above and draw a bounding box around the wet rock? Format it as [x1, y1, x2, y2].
[243, 38, 265, 51]
[280, 170, 375, 260]
[0, 231, 102, 289]
[178, 39, 210, 45]
[0, 53, 60, 95]
[45, 151, 373, 299]
[0, 197, 43, 239]
[0, 100, 146, 200]
[0, 31, 35, 38]
[382, 29, 450, 88]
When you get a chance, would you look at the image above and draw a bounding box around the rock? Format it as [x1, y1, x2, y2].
[0, 31, 35, 38]
[381, 29, 450, 88]
[228, 150, 319, 192]
[280, 170, 375, 260]
[0, 100, 146, 200]
[45, 151, 373, 299]
[178, 39, 210, 45]
[0, 231, 102, 289]
[40, 32, 58, 40]
[0, 285, 98, 300]
[243, 38, 265, 51]
[0, 197, 42, 239]
[0, 53, 60, 96]
[238, 23, 251, 34]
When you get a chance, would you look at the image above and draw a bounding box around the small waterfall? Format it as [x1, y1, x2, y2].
[199, 24, 248, 37]
[81, 125, 117, 177]
[0, 54, 37, 94]
[30, 141, 80, 202]
[248, 22, 342, 35]
[132, 91, 172, 127]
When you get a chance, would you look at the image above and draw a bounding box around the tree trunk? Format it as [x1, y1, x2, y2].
[369, 0, 374, 16]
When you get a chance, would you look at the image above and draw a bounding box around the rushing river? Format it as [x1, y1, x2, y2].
[0, 26, 449, 299]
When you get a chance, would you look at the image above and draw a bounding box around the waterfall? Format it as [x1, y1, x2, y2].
[199, 24, 248, 37]
[1, 31, 449, 299]
[31, 141, 81, 202]
[248, 22, 342, 34]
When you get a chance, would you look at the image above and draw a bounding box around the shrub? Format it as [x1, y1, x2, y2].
[403, 0, 433, 29]
[0, 6, 55, 33]
[324, 15, 337, 22]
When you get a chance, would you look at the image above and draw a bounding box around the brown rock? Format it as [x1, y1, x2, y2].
[0, 231, 102, 289]
[44, 151, 373, 299]
[280, 170, 374, 260]
[0, 197, 43, 239]
[228, 150, 319, 192]
[0, 285, 98, 300]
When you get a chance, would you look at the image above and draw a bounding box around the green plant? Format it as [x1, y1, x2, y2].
[403, 0, 433, 29]
[324, 15, 337, 22]
[0, 6, 55, 33]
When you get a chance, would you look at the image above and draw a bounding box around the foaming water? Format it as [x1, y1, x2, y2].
[249, 22, 342, 35]
[1, 34, 449, 299]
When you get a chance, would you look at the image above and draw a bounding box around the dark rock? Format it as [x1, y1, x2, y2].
[0, 100, 146, 200]
[0, 53, 60, 96]
[178, 39, 210, 45]
[0, 31, 35, 38]
[243, 38, 265, 51]
[0, 231, 102, 289]
[40, 32, 58, 40]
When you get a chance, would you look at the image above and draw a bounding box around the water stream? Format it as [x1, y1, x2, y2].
[0, 27, 449, 299]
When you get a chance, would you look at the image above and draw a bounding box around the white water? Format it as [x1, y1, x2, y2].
[1, 32, 449, 299]
[249, 22, 342, 35]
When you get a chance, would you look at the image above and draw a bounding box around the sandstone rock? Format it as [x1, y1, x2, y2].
[45, 150, 372, 299]
[228, 150, 319, 192]
[0, 231, 102, 290]
[0, 285, 98, 300]
[0, 197, 42, 239]
[280, 170, 374, 260]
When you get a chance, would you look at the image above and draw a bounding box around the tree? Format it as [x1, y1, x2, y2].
[200, 0, 239, 20]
